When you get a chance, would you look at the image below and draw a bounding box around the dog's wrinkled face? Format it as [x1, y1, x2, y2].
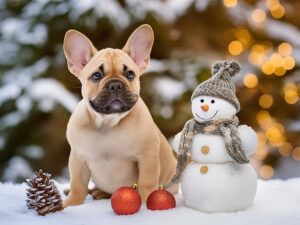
[63, 25, 154, 114]
[80, 49, 140, 114]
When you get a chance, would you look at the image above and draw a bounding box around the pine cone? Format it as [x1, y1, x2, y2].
[26, 169, 64, 216]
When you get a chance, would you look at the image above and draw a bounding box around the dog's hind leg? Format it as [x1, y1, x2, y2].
[89, 188, 111, 200]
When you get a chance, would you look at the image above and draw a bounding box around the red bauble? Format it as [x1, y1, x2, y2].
[111, 184, 142, 215]
[146, 185, 176, 210]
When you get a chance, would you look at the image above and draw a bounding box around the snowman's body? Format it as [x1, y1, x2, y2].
[173, 95, 258, 213]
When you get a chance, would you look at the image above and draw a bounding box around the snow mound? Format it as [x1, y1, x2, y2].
[1, 179, 300, 225]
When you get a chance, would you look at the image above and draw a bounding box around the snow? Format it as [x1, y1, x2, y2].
[24, 146, 44, 159]
[153, 77, 186, 102]
[28, 78, 79, 112]
[1, 179, 300, 225]
[2, 157, 33, 182]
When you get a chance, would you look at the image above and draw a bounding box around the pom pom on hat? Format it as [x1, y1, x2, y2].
[211, 60, 241, 77]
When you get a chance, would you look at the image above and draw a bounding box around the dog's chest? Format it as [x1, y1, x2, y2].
[70, 127, 139, 193]
[70, 126, 137, 161]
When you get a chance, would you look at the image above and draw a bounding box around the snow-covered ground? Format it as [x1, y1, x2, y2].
[1, 179, 300, 225]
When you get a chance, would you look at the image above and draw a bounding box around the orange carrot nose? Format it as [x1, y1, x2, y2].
[201, 105, 209, 112]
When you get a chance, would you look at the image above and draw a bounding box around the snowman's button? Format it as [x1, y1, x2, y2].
[201, 145, 209, 154]
[200, 166, 208, 174]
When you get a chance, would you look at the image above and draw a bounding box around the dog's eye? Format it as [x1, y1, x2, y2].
[211, 100, 215, 104]
[200, 99, 204, 103]
[90, 72, 103, 82]
[125, 71, 135, 81]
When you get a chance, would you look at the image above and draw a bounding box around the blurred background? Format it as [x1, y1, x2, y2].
[0, 0, 299, 183]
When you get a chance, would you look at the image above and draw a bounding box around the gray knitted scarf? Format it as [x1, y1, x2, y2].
[171, 115, 249, 183]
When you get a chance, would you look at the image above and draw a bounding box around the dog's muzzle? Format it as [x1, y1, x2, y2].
[89, 79, 139, 114]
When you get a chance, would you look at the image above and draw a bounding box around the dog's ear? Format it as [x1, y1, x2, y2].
[123, 24, 154, 73]
[63, 30, 97, 76]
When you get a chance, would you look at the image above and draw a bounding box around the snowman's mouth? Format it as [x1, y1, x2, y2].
[196, 110, 218, 120]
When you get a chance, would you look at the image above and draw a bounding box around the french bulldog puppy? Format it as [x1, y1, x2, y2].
[62, 24, 178, 207]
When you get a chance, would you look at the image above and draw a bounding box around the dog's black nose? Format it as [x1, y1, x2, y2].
[108, 81, 123, 92]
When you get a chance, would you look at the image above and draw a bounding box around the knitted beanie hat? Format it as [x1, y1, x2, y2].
[191, 60, 241, 112]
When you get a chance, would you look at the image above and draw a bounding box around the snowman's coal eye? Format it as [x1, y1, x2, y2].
[211, 100, 215, 103]
[200, 99, 204, 103]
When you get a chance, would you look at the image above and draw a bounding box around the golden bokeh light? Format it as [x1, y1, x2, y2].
[278, 42, 292, 56]
[274, 66, 286, 76]
[271, 4, 285, 19]
[252, 44, 265, 53]
[256, 110, 272, 128]
[261, 60, 274, 75]
[292, 147, 300, 161]
[228, 40, 243, 55]
[257, 131, 267, 145]
[266, 123, 285, 146]
[273, 122, 285, 134]
[266, 126, 281, 141]
[249, 44, 268, 66]
[278, 142, 292, 157]
[255, 147, 268, 160]
[259, 94, 273, 109]
[284, 83, 298, 92]
[236, 27, 252, 47]
[284, 90, 299, 104]
[270, 53, 283, 67]
[249, 52, 265, 66]
[252, 9, 266, 23]
[223, 0, 237, 7]
[266, 0, 280, 10]
[282, 56, 295, 70]
[244, 73, 258, 88]
[260, 165, 274, 179]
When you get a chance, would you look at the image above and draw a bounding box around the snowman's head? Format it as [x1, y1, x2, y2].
[191, 95, 237, 122]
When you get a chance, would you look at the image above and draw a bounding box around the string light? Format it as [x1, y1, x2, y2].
[278, 142, 292, 156]
[228, 40, 243, 55]
[270, 53, 283, 67]
[266, 123, 285, 146]
[260, 165, 274, 179]
[266, 0, 280, 10]
[284, 83, 298, 92]
[255, 147, 268, 160]
[249, 44, 269, 66]
[244, 73, 258, 88]
[284, 90, 299, 104]
[274, 66, 286, 76]
[223, 0, 237, 7]
[256, 110, 272, 128]
[271, 4, 285, 19]
[252, 9, 266, 23]
[261, 60, 274, 75]
[236, 27, 252, 48]
[259, 94, 273, 108]
[257, 131, 267, 146]
[292, 147, 300, 161]
[282, 56, 295, 70]
[278, 42, 292, 56]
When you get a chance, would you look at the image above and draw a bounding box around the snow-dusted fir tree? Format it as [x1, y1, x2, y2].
[0, 0, 299, 181]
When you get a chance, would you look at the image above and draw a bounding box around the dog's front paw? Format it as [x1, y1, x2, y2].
[139, 186, 156, 204]
[62, 194, 85, 208]
[140, 193, 148, 204]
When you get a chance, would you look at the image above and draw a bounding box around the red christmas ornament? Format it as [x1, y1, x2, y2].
[111, 184, 142, 215]
[146, 185, 176, 210]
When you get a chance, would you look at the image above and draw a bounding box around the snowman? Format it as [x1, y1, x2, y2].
[172, 60, 258, 213]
